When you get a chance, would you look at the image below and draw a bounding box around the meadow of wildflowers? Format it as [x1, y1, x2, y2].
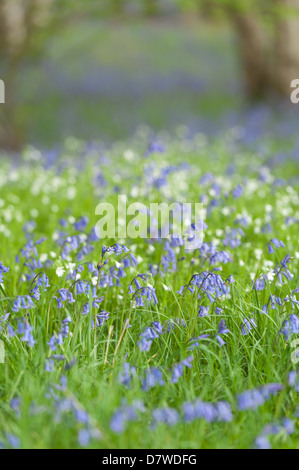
[0, 117, 299, 449]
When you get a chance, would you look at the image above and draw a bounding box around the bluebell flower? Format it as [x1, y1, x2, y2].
[118, 363, 137, 387]
[102, 243, 129, 257]
[216, 320, 230, 346]
[241, 317, 257, 336]
[280, 314, 299, 340]
[97, 265, 120, 288]
[21, 322, 35, 347]
[78, 428, 91, 447]
[12, 295, 35, 313]
[223, 228, 244, 249]
[45, 354, 65, 372]
[255, 435, 271, 449]
[48, 316, 71, 351]
[45, 358, 55, 372]
[0, 312, 10, 332]
[171, 356, 193, 384]
[7, 324, 16, 337]
[132, 285, 158, 307]
[6, 433, 20, 449]
[253, 277, 266, 291]
[164, 318, 186, 332]
[11, 397, 21, 418]
[82, 296, 104, 316]
[214, 401, 233, 422]
[110, 400, 145, 434]
[160, 241, 177, 274]
[74, 216, 89, 231]
[182, 399, 231, 423]
[76, 280, 90, 295]
[122, 254, 138, 268]
[74, 409, 90, 424]
[267, 243, 274, 254]
[0, 262, 9, 283]
[138, 322, 163, 351]
[91, 310, 110, 328]
[77, 426, 101, 447]
[64, 358, 77, 371]
[77, 243, 94, 261]
[288, 371, 299, 392]
[54, 289, 75, 309]
[237, 383, 283, 411]
[181, 271, 232, 301]
[198, 305, 209, 317]
[59, 218, 68, 227]
[255, 417, 295, 449]
[210, 250, 232, 265]
[268, 238, 285, 253]
[145, 141, 165, 156]
[70, 264, 84, 280]
[187, 334, 210, 351]
[151, 407, 180, 428]
[282, 418, 295, 434]
[232, 184, 243, 198]
[15, 319, 35, 347]
[234, 215, 249, 227]
[30, 272, 50, 300]
[86, 262, 97, 273]
[141, 367, 165, 391]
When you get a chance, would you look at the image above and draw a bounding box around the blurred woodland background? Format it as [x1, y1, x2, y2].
[0, 0, 299, 151]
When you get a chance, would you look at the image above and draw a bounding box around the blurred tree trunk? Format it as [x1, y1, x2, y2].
[143, 0, 160, 17]
[275, 0, 299, 96]
[0, 1, 21, 151]
[232, 11, 271, 99]
[231, 0, 299, 99]
[111, 0, 125, 15]
[0, 0, 53, 151]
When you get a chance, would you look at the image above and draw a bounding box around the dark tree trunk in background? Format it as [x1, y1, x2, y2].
[143, 0, 160, 17]
[232, 12, 271, 99]
[232, 0, 299, 100]
[0, 0, 39, 151]
[0, 1, 21, 151]
[275, 0, 299, 96]
[111, 0, 125, 15]
[0, 63, 23, 152]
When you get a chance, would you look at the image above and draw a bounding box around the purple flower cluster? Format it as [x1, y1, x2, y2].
[138, 321, 163, 351]
[110, 400, 145, 433]
[237, 383, 283, 411]
[255, 418, 295, 449]
[46, 376, 101, 446]
[267, 238, 285, 254]
[171, 356, 193, 383]
[30, 272, 50, 300]
[54, 288, 75, 309]
[0, 262, 9, 283]
[280, 314, 299, 340]
[12, 295, 35, 313]
[178, 271, 233, 302]
[187, 320, 230, 349]
[182, 399, 232, 423]
[288, 371, 299, 392]
[7, 319, 36, 348]
[151, 407, 180, 428]
[48, 316, 72, 353]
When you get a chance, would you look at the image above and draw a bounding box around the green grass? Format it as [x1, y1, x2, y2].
[0, 131, 299, 449]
